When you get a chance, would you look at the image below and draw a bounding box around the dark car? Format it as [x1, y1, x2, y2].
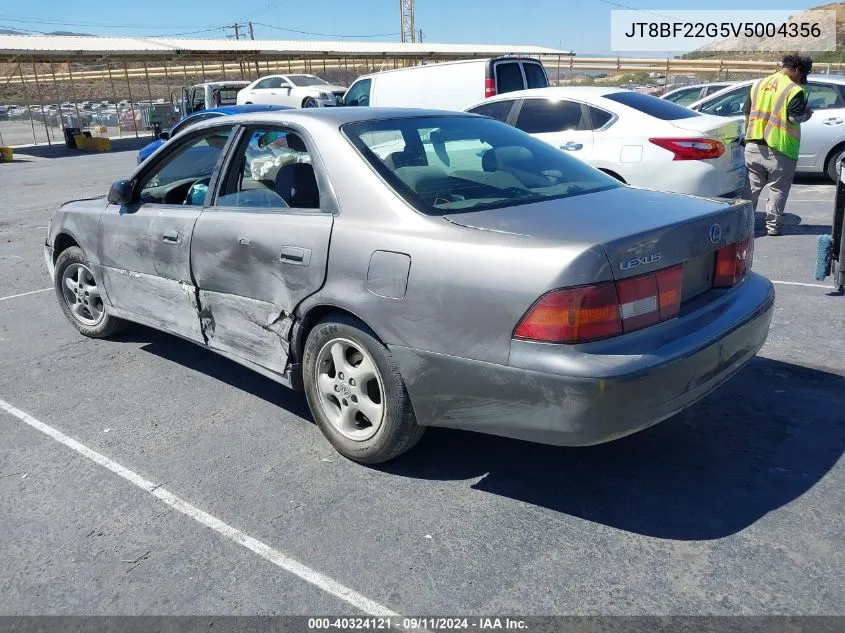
[137, 104, 288, 164]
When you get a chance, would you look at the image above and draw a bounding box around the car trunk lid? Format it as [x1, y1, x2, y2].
[443, 187, 753, 301]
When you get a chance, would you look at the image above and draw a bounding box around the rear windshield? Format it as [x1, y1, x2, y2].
[343, 116, 621, 216]
[217, 89, 241, 105]
[604, 90, 700, 120]
[523, 63, 549, 89]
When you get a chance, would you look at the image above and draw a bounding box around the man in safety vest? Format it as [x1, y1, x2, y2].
[742, 54, 814, 236]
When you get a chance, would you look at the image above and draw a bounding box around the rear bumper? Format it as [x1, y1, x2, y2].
[627, 158, 746, 198]
[391, 272, 774, 446]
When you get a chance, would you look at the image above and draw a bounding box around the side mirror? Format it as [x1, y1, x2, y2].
[107, 179, 134, 206]
[158, 131, 170, 141]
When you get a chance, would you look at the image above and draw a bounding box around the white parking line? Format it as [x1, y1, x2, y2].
[0, 288, 52, 302]
[771, 280, 834, 289]
[0, 397, 398, 618]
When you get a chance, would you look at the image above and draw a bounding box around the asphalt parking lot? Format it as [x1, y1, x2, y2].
[0, 142, 843, 617]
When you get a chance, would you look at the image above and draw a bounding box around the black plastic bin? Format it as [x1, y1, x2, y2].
[63, 127, 81, 149]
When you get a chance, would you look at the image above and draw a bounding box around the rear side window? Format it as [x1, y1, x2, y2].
[587, 106, 613, 129]
[467, 100, 516, 122]
[604, 90, 700, 120]
[515, 99, 587, 133]
[522, 63, 548, 89]
[495, 62, 524, 94]
[344, 79, 372, 106]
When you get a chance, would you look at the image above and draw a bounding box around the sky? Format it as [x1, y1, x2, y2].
[0, 0, 824, 54]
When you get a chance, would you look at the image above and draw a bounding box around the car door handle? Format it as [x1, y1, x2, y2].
[560, 142, 583, 151]
[162, 231, 181, 244]
[279, 245, 311, 266]
[823, 117, 844, 125]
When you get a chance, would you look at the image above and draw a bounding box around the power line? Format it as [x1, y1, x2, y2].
[252, 22, 400, 39]
[240, 0, 287, 21]
[594, 0, 680, 22]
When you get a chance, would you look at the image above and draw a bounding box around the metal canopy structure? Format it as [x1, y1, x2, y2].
[0, 34, 572, 62]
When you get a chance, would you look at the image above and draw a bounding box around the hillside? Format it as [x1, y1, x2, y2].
[685, 2, 845, 62]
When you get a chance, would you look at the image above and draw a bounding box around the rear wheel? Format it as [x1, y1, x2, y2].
[54, 246, 125, 338]
[302, 97, 319, 108]
[302, 316, 424, 463]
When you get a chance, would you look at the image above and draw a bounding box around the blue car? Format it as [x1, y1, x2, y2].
[136, 104, 288, 164]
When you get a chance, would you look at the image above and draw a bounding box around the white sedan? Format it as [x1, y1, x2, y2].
[465, 86, 746, 198]
[688, 74, 845, 181]
[236, 74, 347, 108]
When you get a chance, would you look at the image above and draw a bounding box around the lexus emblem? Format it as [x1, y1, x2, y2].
[708, 223, 722, 244]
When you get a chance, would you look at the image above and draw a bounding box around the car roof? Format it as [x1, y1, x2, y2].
[485, 86, 626, 100]
[664, 82, 730, 92]
[199, 106, 479, 127]
[201, 104, 289, 115]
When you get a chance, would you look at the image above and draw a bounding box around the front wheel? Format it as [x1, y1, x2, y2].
[302, 97, 319, 108]
[54, 246, 126, 338]
[302, 316, 424, 463]
[827, 147, 844, 183]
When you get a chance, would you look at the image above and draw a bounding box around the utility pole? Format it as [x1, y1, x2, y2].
[233, 23, 241, 40]
[400, 0, 415, 43]
[248, 22, 260, 77]
[418, 28, 423, 43]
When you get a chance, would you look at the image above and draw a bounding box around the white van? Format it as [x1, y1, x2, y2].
[341, 57, 550, 111]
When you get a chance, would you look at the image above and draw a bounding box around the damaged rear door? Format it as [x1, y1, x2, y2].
[99, 124, 236, 341]
[190, 125, 334, 376]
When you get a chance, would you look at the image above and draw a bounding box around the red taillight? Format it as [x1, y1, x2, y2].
[514, 264, 684, 343]
[513, 283, 622, 343]
[649, 137, 725, 161]
[713, 236, 754, 288]
[484, 77, 495, 98]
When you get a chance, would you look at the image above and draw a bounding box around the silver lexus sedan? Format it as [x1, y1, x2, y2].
[44, 108, 775, 464]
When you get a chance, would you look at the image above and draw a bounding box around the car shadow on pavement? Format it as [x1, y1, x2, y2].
[116, 326, 314, 421]
[379, 356, 845, 541]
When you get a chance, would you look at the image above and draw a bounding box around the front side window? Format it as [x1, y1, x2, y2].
[344, 116, 620, 216]
[515, 99, 588, 134]
[139, 126, 233, 205]
[703, 84, 730, 97]
[467, 100, 516, 123]
[217, 128, 318, 210]
[344, 79, 371, 106]
[697, 86, 750, 116]
[663, 87, 701, 106]
[495, 62, 524, 94]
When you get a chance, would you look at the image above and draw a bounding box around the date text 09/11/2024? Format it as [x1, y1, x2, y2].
[307, 617, 529, 630]
[623, 21, 822, 39]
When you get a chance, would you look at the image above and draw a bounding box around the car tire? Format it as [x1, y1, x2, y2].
[54, 246, 126, 338]
[302, 315, 425, 464]
[302, 97, 319, 108]
[826, 147, 844, 183]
